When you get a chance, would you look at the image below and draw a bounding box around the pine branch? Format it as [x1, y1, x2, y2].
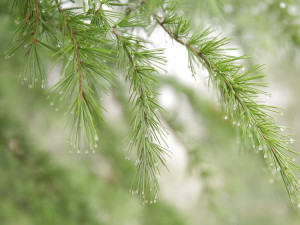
[97, 6, 170, 203]
[145, 0, 300, 207]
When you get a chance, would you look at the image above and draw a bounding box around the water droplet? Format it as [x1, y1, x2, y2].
[24, 77, 27, 81]
[42, 9, 45, 13]
[35, 79, 38, 82]
[224, 115, 228, 120]
[94, 135, 99, 141]
[280, 2, 286, 9]
[77, 150, 81, 154]
[28, 84, 33, 88]
[68, 56, 73, 61]
[59, 91, 63, 95]
[233, 121, 236, 125]
[298, 203, 300, 209]
[57, 43, 61, 48]
[150, 200, 153, 204]
[233, 104, 237, 110]
[237, 122, 241, 127]
[280, 127, 285, 132]
[142, 191, 144, 195]
[290, 138, 295, 143]
[293, 158, 296, 162]
[264, 154, 268, 158]
[130, 77, 133, 80]
[277, 167, 281, 171]
[149, 95, 153, 98]
[258, 145, 263, 151]
[125, 156, 130, 160]
[241, 67, 246, 72]
[15, 20, 19, 24]
[94, 144, 98, 148]
[92, 150, 96, 153]
[55, 108, 58, 112]
[153, 200, 157, 203]
[154, 163, 158, 167]
[50, 102, 54, 106]
[154, 109, 158, 112]
[145, 134, 148, 138]
[85, 150, 89, 154]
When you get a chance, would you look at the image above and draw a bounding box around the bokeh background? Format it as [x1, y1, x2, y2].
[1, 0, 300, 224]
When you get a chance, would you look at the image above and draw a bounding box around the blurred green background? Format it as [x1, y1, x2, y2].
[1, 0, 300, 224]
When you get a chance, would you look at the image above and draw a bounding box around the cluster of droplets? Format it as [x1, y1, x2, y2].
[129, 189, 159, 205]
[67, 134, 99, 154]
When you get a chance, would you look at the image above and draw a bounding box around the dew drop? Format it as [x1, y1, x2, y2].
[241, 67, 246, 72]
[28, 84, 33, 88]
[129, 77, 133, 80]
[94, 144, 98, 148]
[154, 109, 158, 112]
[237, 122, 241, 127]
[55, 108, 58, 112]
[290, 138, 295, 143]
[277, 167, 281, 171]
[280, 127, 285, 132]
[59, 91, 63, 95]
[85, 150, 89, 154]
[264, 154, 268, 158]
[150, 201, 153, 204]
[224, 115, 228, 120]
[94, 135, 99, 141]
[298, 203, 300, 209]
[24, 77, 27, 81]
[77, 150, 81, 154]
[68, 56, 73, 61]
[293, 158, 296, 162]
[154, 163, 158, 167]
[50, 102, 54, 107]
[92, 150, 96, 153]
[233, 121, 236, 125]
[57, 43, 61, 48]
[35, 79, 38, 82]
[125, 156, 130, 160]
[15, 20, 19, 24]
[233, 104, 237, 110]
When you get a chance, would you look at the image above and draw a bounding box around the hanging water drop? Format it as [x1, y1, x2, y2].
[77, 150, 81, 154]
[280, 127, 285, 132]
[50, 102, 54, 107]
[264, 154, 268, 158]
[233, 104, 237, 110]
[258, 145, 263, 151]
[154, 109, 158, 112]
[237, 122, 240, 127]
[59, 91, 63, 95]
[233, 121, 236, 125]
[293, 158, 296, 162]
[94, 144, 98, 148]
[298, 203, 300, 209]
[55, 108, 58, 112]
[15, 20, 19, 25]
[224, 115, 228, 120]
[94, 135, 99, 141]
[28, 84, 33, 88]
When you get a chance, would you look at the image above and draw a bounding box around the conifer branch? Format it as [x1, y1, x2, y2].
[104, 9, 169, 203]
[146, 1, 300, 206]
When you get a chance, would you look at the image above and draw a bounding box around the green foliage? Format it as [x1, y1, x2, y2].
[5, 0, 300, 207]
